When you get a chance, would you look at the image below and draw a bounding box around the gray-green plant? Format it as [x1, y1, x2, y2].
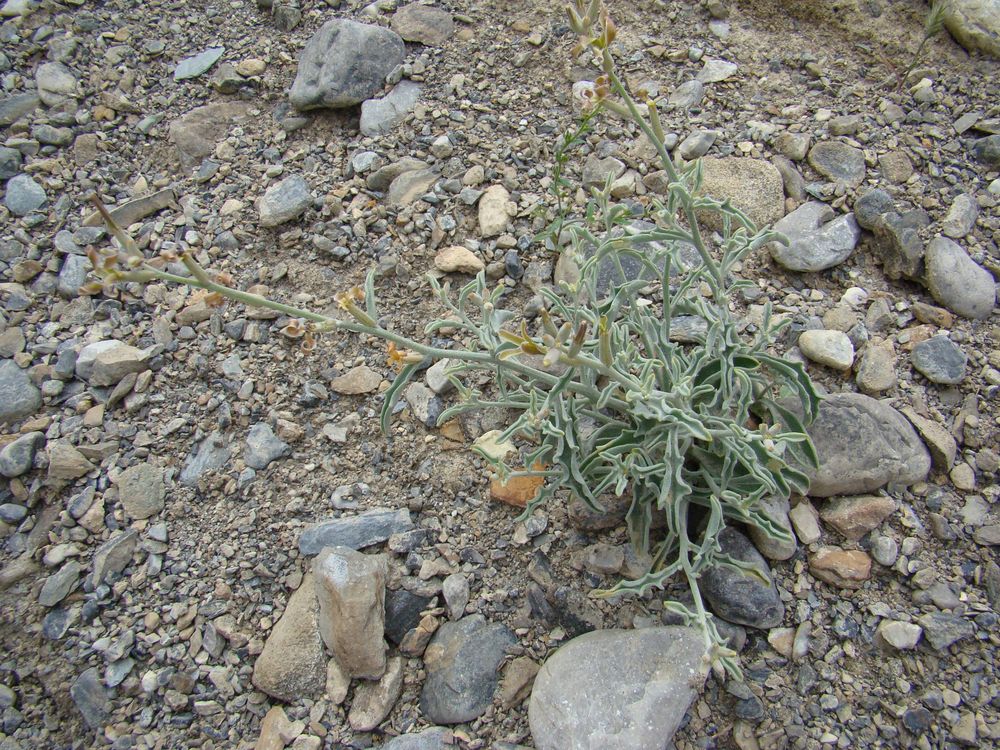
[85, 0, 819, 675]
[898, 0, 950, 92]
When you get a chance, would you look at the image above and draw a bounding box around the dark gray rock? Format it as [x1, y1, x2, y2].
[917, 612, 975, 651]
[174, 46, 225, 80]
[90, 529, 138, 586]
[179, 432, 231, 486]
[360, 80, 422, 137]
[801, 393, 930, 497]
[667, 79, 705, 110]
[289, 20, 405, 110]
[0, 147, 21, 180]
[807, 142, 866, 186]
[872, 209, 931, 281]
[528, 627, 707, 750]
[0, 360, 42, 425]
[700, 527, 784, 629]
[853, 188, 894, 230]
[769, 202, 860, 272]
[911, 336, 967, 385]
[382, 727, 454, 750]
[924, 236, 996, 319]
[420, 615, 516, 724]
[70, 668, 109, 729]
[4, 174, 47, 216]
[258, 174, 312, 227]
[0, 431, 44, 478]
[385, 589, 434, 645]
[298, 508, 414, 555]
[0, 92, 40, 127]
[57, 254, 91, 297]
[244, 423, 290, 469]
[42, 607, 72, 640]
[971, 134, 1000, 168]
[38, 561, 81, 607]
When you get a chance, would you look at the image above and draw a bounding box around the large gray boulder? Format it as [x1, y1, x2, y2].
[528, 627, 708, 750]
[944, 0, 1000, 58]
[289, 20, 405, 110]
[802, 393, 930, 497]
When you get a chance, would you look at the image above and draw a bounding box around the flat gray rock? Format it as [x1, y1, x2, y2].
[117, 462, 165, 520]
[872, 209, 931, 281]
[38, 560, 81, 607]
[0, 92, 40, 126]
[174, 46, 224, 80]
[808, 142, 866, 187]
[0, 360, 42, 424]
[528, 627, 707, 750]
[972, 134, 1000, 168]
[168, 101, 252, 170]
[421, 615, 516, 724]
[179, 431, 232, 487]
[769, 201, 860, 272]
[70, 668, 109, 729]
[924, 236, 996, 319]
[298, 508, 414, 555]
[391, 4, 454, 46]
[700, 527, 784, 628]
[4, 173, 47, 216]
[853, 188, 894, 230]
[258, 174, 312, 227]
[244, 423, 290, 469]
[289, 20, 405, 110]
[801, 393, 930, 497]
[667, 79, 705, 109]
[360, 80, 422, 137]
[0, 146, 22, 179]
[382, 728, 453, 750]
[911, 336, 967, 385]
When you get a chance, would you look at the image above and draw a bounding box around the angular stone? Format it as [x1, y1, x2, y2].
[582, 154, 625, 188]
[818, 495, 895, 541]
[809, 546, 871, 588]
[387, 167, 438, 206]
[420, 615, 516, 724]
[0, 92, 40, 127]
[696, 58, 738, 83]
[348, 656, 404, 731]
[971, 134, 1000, 167]
[853, 188, 895, 230]
[911, 335, 967, 384]
[700, 527, 784, 629]
[117, 463, 165, 520]
[35, 62, 77, 106]
[4, 174, 47, 216]
[855, 338, 897, 395]
[942, 193, 978, 238]
[385, 589, 434, 645]
[168, 101, 252, 170]
[298, 508, 414, 555]
[667, 79, 705, 110]
[174, 46, 225, 80]
[381, 728, 453, 750]
[391, 4, 454, 46]
[917, 612, 975, 651]
[899, 408, 956, 470]
[799, 393, 930, 497]
[360, 80, 422, 137]
[330, 365, 382, 395]
[367, 157, 427, 191]
[528, 627, 707, 750]
[877, 620, 922, 650]
[259, 174, 312, 227]
[244, 423, 290, 469]
[47, 442, 94, 482]
[479, 184, 514, 237]
[789, 500, 822, 544]
[434, 246, 484, 274]
[38, 560, 81, 607]
[252, 574, 327, 701]
[768, 202, 860, 272]
[90, 529, 138, 586]
[313, 546, 388, 680]
[289, 20, 405, 110]
[76, 341, 148, 386]
[697, 157, 784, 232]
[872, 209, 930, 281]
[924, 236, 996, 320]
[70, 668, 109, 729]
[0, 360, 42, 424]
[808, 142, 866, 187]
[179, 431, 231, 487]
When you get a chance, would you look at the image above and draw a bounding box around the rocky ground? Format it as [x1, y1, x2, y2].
[1, 0, 999, 749]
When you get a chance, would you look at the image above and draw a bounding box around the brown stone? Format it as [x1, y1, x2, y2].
[809, 546, 871, 588]
[818, 495, 895, 541]
[490, 471, 545, 508]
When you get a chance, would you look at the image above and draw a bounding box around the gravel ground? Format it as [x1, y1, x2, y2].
[0, 0, 998, 749]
